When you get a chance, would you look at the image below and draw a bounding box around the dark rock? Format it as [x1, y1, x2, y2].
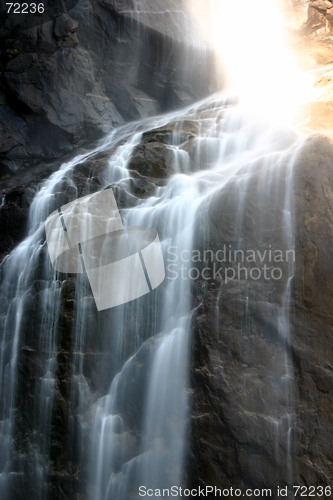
[54, 14, 78, 39]
[5, 53, 38, 73]
[122, 174, 158, 199]
[0, 0, 216, 174]
[110, 178, 155, 207]
[141, 120, 199, 145]
[129, 142, 176, 179]
[187, 134, 333, 494]
[0, 187, 30, 260]
[128, 120, 199, 178]
[0, 0, 81, 32]
[54, 14, 79, 48]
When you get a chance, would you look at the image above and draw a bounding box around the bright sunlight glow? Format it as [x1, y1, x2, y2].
[189, 0, 314, 125]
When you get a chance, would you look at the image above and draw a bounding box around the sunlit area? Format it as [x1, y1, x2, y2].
[188, 0, 314, 126]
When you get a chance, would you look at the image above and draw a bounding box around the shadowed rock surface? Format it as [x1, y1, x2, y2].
[0, 0, 216, 175]
[187, 134, 333, 495]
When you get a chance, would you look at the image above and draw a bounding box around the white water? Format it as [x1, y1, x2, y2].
[0, 92, 304, 499]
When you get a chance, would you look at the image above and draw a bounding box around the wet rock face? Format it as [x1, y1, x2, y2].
[129, 142, 177, 179]
[0, 106, 225, 262]
[0, 147, 98, 261]
[111, 0, 207, 44]
[0, 0, 216, 174]
[1, 96, 333, 498]
[128, 121, 199, 179]
[0, 102, 232, 262]
[0, 187, 31, 261]
[187, 135, 333, 494]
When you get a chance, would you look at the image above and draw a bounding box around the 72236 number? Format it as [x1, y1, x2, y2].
[6, 3, 45, 13]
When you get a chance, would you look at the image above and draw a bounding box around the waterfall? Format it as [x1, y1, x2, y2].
[0, 88, 307, 498]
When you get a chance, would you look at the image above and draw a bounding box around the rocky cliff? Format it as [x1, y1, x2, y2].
[0, 0, 216, 176]
[0, 0, 216, 261]
[188, 132, 333, 494]
[0, 2, 332, 499]
[285, 0, 333, 130]
[4, 99, 331, 499]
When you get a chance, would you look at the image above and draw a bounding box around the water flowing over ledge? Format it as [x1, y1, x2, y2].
[1, 90, 332, 499]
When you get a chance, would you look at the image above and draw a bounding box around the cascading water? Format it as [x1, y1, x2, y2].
[0, 122, 157, 499]
[0, 1, 318, 499]
[0, 92, 307, 498]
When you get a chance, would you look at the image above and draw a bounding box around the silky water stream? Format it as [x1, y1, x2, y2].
[0, 93, 306, 499]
